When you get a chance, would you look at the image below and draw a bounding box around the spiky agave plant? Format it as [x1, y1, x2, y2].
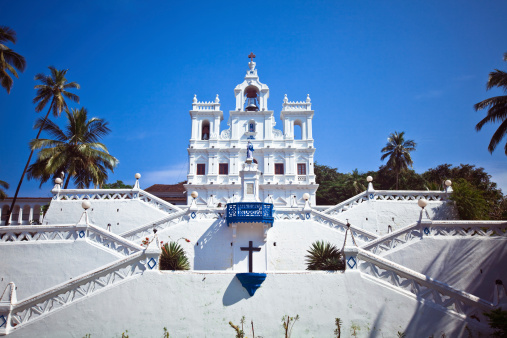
[159, 242, 190, 270]
[305, 241, 344, 271]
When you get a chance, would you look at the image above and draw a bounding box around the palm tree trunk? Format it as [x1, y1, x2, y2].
[64, 172, 71, 189]
[396, 169, 399, 190]
[6, 100, 54, 225]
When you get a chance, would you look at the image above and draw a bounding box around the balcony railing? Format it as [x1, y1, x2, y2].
[226, 203, 274, 226]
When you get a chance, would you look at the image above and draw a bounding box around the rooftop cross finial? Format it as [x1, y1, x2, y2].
[248, 52, 256, 62]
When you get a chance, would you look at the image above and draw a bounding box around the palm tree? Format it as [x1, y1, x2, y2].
[6, 67, 79, 224]
[0, 180, 9, 200]
[27, 108, 119, 189]
[0, 26, 26, 94]
[346, 169, 366, 194]
[380, 131, 416, 190]
[475, 52, 507, 155]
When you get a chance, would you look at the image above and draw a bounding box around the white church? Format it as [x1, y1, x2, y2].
[0, 56, 505, 337]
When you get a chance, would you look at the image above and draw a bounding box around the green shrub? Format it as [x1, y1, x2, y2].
[484, 308, 507, 337]
[159, 242, 190, 270]
[305, 241, 344, 271]
[450, 178, 490, 220]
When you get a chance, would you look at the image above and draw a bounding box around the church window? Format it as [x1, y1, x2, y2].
[275, 163, 284, 175]
[219, 163, 228, 175]
[297, 163, 306, 175]
[201, 120, 210, 140]
[196, 163, 205, 175]
[248, 120, 256, 132]
[294, 120, 302, 140]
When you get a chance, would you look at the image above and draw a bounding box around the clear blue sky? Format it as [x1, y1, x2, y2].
[1, 0, 506, 197]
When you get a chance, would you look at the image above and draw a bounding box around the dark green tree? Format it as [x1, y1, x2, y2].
[27, 108, 118, 189]
[380, 131, 416, 190]
[484, 307, 507, 337]
[0, 26, 26, 94]
[475, 52, 507, 155]
[102, 180, 133, 189]
[449, 178, 490, 220]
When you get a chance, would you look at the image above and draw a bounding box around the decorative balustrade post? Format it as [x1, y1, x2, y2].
[0, 283, 16, 335]
[343, 247, 359, 271]
[366, 176, 375, 202]
[144, 230, 162, 272]
[133, 173, 141, 190]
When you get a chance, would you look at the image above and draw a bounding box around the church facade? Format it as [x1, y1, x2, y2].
[185, 57, 318, 207]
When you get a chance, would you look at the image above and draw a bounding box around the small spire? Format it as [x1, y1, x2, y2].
[193, 94, 197, 103]
[215, 94, 220, 103]
[306, 94, 311, 103]
[283, 94, 288, 103]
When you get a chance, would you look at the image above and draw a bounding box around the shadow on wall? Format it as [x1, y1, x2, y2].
[193, 218, 232, 270]
[428, 202, 458, 220]
[421, 239, 507, 302]
[222, 275, 251, 306]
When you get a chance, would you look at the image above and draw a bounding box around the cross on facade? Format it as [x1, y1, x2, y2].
[240, 241, 261, 272]
[248, 52, 256, 62]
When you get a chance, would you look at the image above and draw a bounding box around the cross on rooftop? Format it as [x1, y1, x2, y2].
[248, 52, 256, 62]
[240, 241, 261, 273]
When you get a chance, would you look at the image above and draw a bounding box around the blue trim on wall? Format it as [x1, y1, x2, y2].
[236, 273, 267, 296]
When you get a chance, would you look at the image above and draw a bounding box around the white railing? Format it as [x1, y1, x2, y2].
[137, 190, 182, 214]
[354, 248, 493, 323]
[273, 209, 306, 221]
[0, 224, 143, 258]
[51, 188, 181, 215]
[324, 192, 368, 215]
[0, 224, 85, 243]
[52, 188, 136, 201]
[311, 210, 378, 243]
[362, 221, 507, 256]
[373, 190, 447, 201]
[7, 252, 146, 331]
[87, 224, 143, 257]
[297, 176, 306, 182]
[120, 210, 189, 243]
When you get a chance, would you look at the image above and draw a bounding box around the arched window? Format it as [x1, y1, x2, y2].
[248, 119, 256, 132]
[22, 205, 30, 222]
[294, 120, 302, 140]
[201, 120, 210, 140]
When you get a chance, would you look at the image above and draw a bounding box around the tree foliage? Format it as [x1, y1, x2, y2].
[27, 108, 118, 189]
[449, 178, 490, 220]
[0, 26, 26, 93]
[380, 131, 416, 189]
[102, 180, 133, 189]
[0, 180, 9, 200]
[474, 52, 507, 155]
[484, 307, 507, 337]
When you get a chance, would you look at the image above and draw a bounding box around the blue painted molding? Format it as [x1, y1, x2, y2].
[226, 203, 274, 227]
[236, 273, 267, 296]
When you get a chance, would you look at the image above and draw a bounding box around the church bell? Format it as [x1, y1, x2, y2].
[246, 97, 259, 111]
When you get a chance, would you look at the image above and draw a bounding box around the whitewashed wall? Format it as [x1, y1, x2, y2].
[0, 242, 118, 300]
[44, 199, 167, 234]
[333, 200, 457, 235]
[6, 271, 485, 337]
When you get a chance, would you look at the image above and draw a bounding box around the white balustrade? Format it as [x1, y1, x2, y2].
[362, 221, 507, 256]
[311, 210, 378, 243]
[324, 192, 369, 215]
[373, 190, 447, 202]
[0, 225, 84, 242]
[120, 210, 189, 243]
[51, 189, 182, 215]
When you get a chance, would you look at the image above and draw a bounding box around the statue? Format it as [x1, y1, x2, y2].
[246, 141, 254, 162]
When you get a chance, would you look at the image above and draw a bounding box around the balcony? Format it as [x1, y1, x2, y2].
[226, 203, 274, 226]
